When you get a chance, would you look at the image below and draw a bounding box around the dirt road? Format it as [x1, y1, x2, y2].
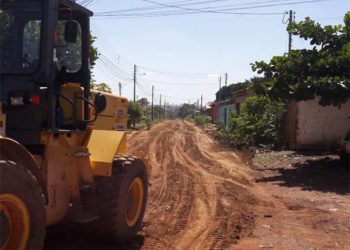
[45, 120, 350, 249]
[128, 120, 256, 249]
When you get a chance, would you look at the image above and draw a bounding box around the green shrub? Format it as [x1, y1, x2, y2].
[230, 96, 285, 146]
[195, 115, 211, 126]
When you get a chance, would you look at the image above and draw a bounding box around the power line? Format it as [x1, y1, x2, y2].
[137, 65, 215, 78]
[99, 54, 133, 80]
[136, 82, 152, 97]
[98, 56, 133, 81]
[94, 0, 330, 18]
[96, 0, 292, 15]
[142, 79, 218, 86]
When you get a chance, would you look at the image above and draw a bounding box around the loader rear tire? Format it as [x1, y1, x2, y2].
[92, 156, 148, 242]
[0, 160, 46, 250]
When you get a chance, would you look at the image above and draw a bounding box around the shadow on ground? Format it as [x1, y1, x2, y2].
[256, 157, 350, 195]
[44, 222, 145, 250]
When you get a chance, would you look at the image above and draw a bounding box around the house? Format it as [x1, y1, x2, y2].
[208, 88, 251, 128]
[218, 100, 236, 128]
[283, 97, 350, 150]
[233, 88, 252, 114]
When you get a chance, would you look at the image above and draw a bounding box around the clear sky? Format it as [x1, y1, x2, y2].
[86, 0, 349, 105]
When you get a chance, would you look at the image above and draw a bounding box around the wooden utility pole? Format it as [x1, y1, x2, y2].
[159, 94, 162, 119]
[118, 82, 122, 95]
[288, 10, 295, 53]
[200, 95, 203, 112]
[151, 85, 154, 121]
[133, 64, 136, 102]
[163, 99, 166, 119]
[133, 64, 137, 128]
[224, 73, 228, 99]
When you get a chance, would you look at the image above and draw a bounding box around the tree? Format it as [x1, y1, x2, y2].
[216, 80, 249, 102]
[89, 34, 99, 72]
[177, 104, 196, 119]
[128, 101, 143, 128]
[251, 11, 350, 107]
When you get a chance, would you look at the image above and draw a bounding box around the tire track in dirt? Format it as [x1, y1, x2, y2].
[128, 120, 256, 249]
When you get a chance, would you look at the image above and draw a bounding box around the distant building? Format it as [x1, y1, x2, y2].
[208, 88, 251, 128]
[283, 97, 350, 150]
[233, 88, 252, 114]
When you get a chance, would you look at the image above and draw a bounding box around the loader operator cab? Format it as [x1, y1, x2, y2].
[0, 0, 97, 149]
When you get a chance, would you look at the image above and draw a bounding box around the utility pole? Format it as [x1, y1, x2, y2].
[133, 64, 136, 102]
[133, 65, 137, 128]
[224, 73, 228, 99]
[163, 99, 166, 119]
[219, 76, 222, 89]
[288, 10, 295, 53]
[151, 85, 154, 121]
[159, 94, 162, 120]
[200, 95, 203, 112]
[118, 82, 122, 95]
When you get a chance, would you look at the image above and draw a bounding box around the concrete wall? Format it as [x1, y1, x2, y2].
[284, 98, 350, 150]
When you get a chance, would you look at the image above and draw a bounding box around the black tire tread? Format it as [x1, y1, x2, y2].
[90, 155, 148, 242]
[0, 160, 46, 250]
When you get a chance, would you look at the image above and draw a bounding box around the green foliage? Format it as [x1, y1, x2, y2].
[195, 115, 211, 126]
[251, 12, 350, 106]
[230, 96, 285, 146]
[216, 80, 249, 101]
[177, 104, 196, 119]
[89, 35, 99, 71]
[128, 101, 143, 128]
[215, 121, 232, 143]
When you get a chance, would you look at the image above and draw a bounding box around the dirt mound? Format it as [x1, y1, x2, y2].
[128, 120, 256, 249]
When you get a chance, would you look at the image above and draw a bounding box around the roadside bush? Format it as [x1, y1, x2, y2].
[230, 96, 285, 147]
[195, 115, 211, 126]
[215, 121, 232, 143]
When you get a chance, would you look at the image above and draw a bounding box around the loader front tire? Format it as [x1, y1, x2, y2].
[92, 156, 148, 242]
[0, 160, 46, 250]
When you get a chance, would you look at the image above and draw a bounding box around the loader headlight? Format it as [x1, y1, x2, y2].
[10, 96, 24, 106]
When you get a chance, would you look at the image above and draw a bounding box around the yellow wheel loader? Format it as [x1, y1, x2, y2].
[0, 1, 148, 249]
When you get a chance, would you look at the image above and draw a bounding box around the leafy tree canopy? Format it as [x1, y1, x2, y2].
[251, 11, 350, 107]
[89, 34, 99, 71]
[128, 101, 143, 126]
[216, 80, 249, 102]
[177, 104, 196, 119]
[215, 77, 265, 102]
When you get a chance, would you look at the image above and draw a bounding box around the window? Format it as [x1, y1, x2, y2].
[55, 20, 82, 73]
[0, 5, 42, 74]
[22, 20, 41, 69]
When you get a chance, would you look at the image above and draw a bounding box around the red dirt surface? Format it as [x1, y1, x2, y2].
[44, 120, 350, 250]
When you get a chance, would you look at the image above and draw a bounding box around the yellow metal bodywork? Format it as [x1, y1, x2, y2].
[41, 128, 127, 225]
[60, 83, 84, 126]
[91, 90, 128, 131]
[1, 82, 129, 225]
[41, 131, 94, 225]
[87, 130, 127, 176]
